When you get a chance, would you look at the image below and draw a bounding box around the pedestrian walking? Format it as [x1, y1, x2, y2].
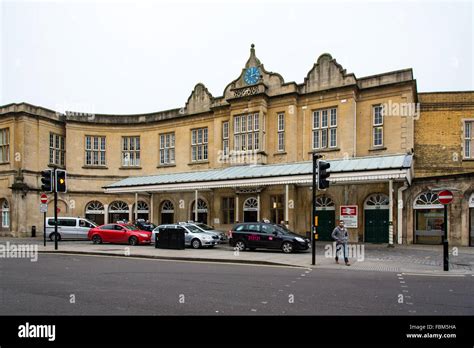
[331, 220, 350, 266]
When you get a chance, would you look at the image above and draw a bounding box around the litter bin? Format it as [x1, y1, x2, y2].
[32, 225, 36, 238]
[155, 227, 185, 250]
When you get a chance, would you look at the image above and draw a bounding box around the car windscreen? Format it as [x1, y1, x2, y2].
[123, 225, 140, 231]
[195, 223, 213, 230]
[186, 225, 204, 233]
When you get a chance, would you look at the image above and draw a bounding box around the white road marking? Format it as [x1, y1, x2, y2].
[402, 272, 466, 277]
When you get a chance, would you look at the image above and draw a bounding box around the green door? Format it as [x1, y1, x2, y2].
[316, 210, 335, 241]
[365, 209, 389, 243]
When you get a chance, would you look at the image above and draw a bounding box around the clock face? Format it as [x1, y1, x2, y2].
[244, 67, 260, 85]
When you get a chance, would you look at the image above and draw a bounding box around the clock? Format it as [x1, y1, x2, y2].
[244, 67, 260, 85]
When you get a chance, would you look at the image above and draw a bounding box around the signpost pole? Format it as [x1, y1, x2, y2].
[53, 168, 58, 251]
[311, 153, 317, 266]
[443, 204, 449, 271]
[43, 212, 46, 247]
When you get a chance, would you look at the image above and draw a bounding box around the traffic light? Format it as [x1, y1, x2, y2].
[40, 169, 53, 192]
[318, 160, 331, 190]
[56, 169, 67, 193]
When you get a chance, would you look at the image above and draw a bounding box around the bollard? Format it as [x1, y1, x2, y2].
[32, 225, 36, 238]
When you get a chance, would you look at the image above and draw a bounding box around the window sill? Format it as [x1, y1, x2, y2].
[157, 164, 176, 168]
[82, 165, 109, 169]
[369, 146, 387, 151]
[48, 164, 65, 169]
[462, 158, 474, 161]
[188, 160, 210, 166]
[119, 166, 142, 170]
[273, 152, 287, 156]
[308, 147, 340, 154]
[0, 162, 10, 165]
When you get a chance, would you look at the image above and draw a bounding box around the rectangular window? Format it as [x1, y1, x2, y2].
[191, 128, 208, 162]
[49, 132, 65, 166]
[312, 108, 337, 149]
[277, 112, 285, 152]
[222, 121, 229, 156]
[464, 121, 474, 159]
[0, 128, 10, 163]
[373, 105, 384, 147]
[222, 197, 235, 224]
[122, 136, 140, 167]
[160, 133, 175, 165]
[234, 113, 261, 151]
[85, 135, 106, 166]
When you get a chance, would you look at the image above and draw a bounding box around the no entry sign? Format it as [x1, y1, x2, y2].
[40, 194, 48, 204]
[438, 190, 453, 205]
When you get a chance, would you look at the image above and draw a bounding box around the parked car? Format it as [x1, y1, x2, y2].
[88, 223, 152, 245]
[135, 219, 156, 232]
[46, 217, 97, 241]
[152, 223, 218, 248]
[186, 222, 227, 243]
[228, 222, 310, 253]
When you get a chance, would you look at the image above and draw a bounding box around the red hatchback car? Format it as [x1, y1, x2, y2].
[88, 223, 152, 245]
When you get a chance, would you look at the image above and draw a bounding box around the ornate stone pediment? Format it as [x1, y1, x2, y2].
[299, 53, 357, 93]
[184, 83, 214, 114]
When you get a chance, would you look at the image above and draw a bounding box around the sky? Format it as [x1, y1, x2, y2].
[1, 0, 473, 114]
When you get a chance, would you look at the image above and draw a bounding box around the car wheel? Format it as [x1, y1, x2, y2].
[129, 236, 138, 246]
[92, 235, 102, 244]
[281, 241, 294, 253]
[191, 239, 201, 249]
[235, 240, 246, 251]
[49, 233, 61, 241]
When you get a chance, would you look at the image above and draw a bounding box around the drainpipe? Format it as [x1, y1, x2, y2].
[257, 193, 261, 221]
[397, 182, 409, 245]
[194, 190, 198, 222]
[235, 194, 239, 223]
[353, 91, 357, 158]
[388, 180, 394, 247]
[285, 184, 289, 226]
[135, 192, 138, 222]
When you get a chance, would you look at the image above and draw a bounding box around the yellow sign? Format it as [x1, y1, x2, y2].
[314, 216, 318, 226]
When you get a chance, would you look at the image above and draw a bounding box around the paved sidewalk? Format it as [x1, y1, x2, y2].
[1, 237, 473, 274]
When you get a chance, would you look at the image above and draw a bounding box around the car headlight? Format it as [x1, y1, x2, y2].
[295, 237, 305, 243]
[139, 234, 149, 238]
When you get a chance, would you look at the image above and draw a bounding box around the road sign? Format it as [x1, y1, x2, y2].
[40, 203, 48, 213]
[438, 190, 453, 205]
[57, 207, 61, 213]
[340, 205, 358, 228]
[40, 194, 48, 204]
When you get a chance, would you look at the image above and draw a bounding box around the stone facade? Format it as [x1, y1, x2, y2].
[0, 45, 472, 245]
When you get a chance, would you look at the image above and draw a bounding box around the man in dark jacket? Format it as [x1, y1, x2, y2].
[331, 220, 350, 266]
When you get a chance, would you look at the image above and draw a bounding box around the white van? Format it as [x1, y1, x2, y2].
[46, 217, 97, 241]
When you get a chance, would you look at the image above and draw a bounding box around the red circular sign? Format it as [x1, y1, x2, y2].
[40, 194, 48, 204]
[438, 190, 453, 205]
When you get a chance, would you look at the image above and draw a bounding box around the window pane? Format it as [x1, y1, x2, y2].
[330, 108, 337, 127]
[203, 128, 208, 143]
[248, 133, 253, 150]
[254, 114, 259, 131]
[235, 117, 240, 134]
[241, 116, 246, 132]
[465, 140, 471, 158]
[330, 128, 337, 147]
[313, 111, 320, 129]
[191, 130, 196, 145]
[321, 129, 327, 147]
[465, 122, 471, 138]
[203, 144, 208, 160]
[322, 110, 328, 128]
[313, 131, 320, 149]
[247, 115, 253, 131]
[101, 137, 106, 150]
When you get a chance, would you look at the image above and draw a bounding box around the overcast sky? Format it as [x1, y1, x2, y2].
[1, 0, 473, 114]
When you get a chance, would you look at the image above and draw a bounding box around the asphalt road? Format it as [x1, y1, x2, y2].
[1, 254, 473, 315]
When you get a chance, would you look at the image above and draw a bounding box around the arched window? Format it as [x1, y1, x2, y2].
[108, 201, 130, 223]
[243, 197, 259, 211]
[414, 192, 442, 209]
[85, 201, 105, 225]
[316, 195, 335, 211]
[136, 201, 149, 213]
[364, 194, 389, 210]
[161, 200, 174, 213]
[109, 201, 129, 213]
[161, 200, 174, 224]
[85, 201, 104, 214]
[413, 192, 443, 245]
[1, 200, 9, 228]
[190, 199, 208, 224]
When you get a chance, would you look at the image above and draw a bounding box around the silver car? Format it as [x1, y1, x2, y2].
[187, 222, 227, 244]
[152, 224, 218, 249]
